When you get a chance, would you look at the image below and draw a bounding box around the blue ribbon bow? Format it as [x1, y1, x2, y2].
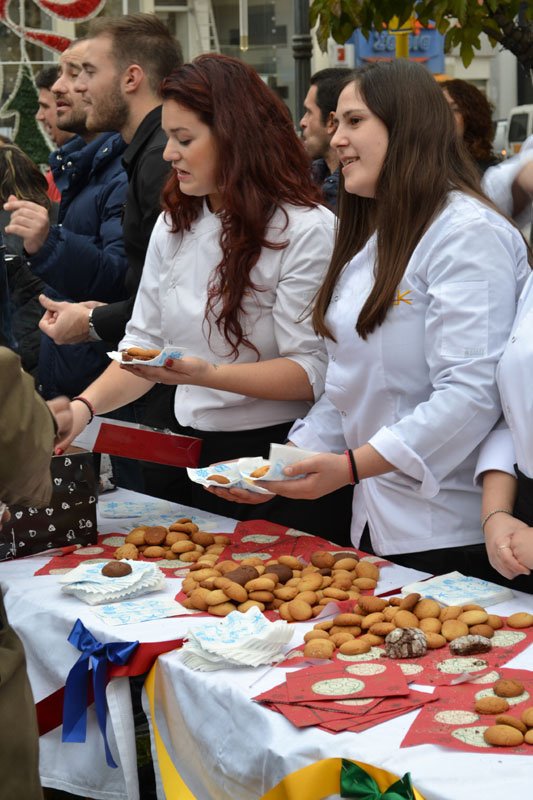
[62, 619, 139, 768]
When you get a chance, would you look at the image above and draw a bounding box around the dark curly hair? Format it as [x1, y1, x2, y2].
[441, 79, 495, 163]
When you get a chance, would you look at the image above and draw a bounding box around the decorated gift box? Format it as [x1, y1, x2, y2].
[0, 448, 98, 561]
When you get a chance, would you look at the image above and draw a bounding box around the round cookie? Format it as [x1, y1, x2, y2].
[114, 543, 139, 560]
[385, 627, 427, 658]
[458, 609, 489, 626]
[101, 561, 133, 578]
[339, 639, 371, 656]
[449, 635, 492, 655]
[206, 474, 231, 484]
[414, 598, 441, 619]
[484, 724, 524, 746]
[475, 696, 510, 714]
[493, 679, 525, 698]
[424, 632, 447, 649]
[495, 714, 527, 734]
[303, 639, 335, 659]
[507, 612, 533, 629]
[143, 526, 168, 546]
[441, 619, 469, 641]
[521, 707, 533, 727]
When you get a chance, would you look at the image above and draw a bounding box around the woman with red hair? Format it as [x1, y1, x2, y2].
[60, 54, 353, 541]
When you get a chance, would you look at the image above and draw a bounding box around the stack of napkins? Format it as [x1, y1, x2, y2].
[401, 571, 514, 607]
[58, 561, 166, 605]
[180, 606, 294, 671]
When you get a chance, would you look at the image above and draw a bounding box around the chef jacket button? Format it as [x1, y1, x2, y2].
[331, 355, 336, 362]
[341, 411, 347, 417]
[333, 294, 339, 301]
[511, 336, 516, 343]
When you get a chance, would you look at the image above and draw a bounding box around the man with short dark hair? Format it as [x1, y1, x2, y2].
[300, 67, 350, 211]
[36, 14, 184, 495]
[35, 65, 73, 149]
[5, 40, 129, 401]
[38, 13, 183, 347]
[35, 64, 73, 201]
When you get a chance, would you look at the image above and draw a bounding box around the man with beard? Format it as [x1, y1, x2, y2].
[4, 39, 129, 404]
[35, 65, 75, 201]
[37, 15, 182, 346]
[34, 14, 183, 497]
[300, 68, 350, 212]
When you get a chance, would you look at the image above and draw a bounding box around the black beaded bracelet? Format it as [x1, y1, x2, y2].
[344, 448, 360, 486]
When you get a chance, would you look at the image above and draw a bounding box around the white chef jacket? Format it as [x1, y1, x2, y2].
[290, 191, 529, 555]
[483, 135, 533, 228]
[120, 202, 333, 431]
[476, 271, 533, 481]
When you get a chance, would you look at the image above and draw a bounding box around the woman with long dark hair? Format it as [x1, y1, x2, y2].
[58, 53, 353, 540]
[219, 60, 529, 577]
[441, 79, 500, 174]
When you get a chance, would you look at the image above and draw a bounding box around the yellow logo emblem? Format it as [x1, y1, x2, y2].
[393, 289, 412, 306]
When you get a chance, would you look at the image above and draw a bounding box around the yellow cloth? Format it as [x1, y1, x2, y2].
[145, 666, 426, 800]
[260, 758, 427, 800]
[145, 665, 197, 799]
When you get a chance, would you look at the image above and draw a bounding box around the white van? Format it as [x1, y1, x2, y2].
[507, 105, 533, 155]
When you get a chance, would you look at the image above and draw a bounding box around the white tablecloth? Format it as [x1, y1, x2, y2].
[0, 487, 448, 800]
[146, 593, 533, 800]
[0, 489, 238, 800]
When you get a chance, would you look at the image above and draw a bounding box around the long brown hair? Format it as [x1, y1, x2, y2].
[313, 60, 485, 341]
[0, 144, 50, 209]
[160, 54, 322, 359]
[441, 79, 495, 163]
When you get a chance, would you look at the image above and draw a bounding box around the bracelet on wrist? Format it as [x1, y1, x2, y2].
[344, 449, 360, 486]
[72, 395, 95, 424]
[481, 508, 513, 533]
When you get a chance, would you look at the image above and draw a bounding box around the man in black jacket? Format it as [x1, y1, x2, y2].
[300, 68, 350, 212]
[38, 14, 182, 346]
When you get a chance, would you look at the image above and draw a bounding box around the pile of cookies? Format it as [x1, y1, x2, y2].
[302, 593, 533, 660]
[479, 678, 533, 746]
[113, 519, 231, 563]
[180, 550, 380, 618]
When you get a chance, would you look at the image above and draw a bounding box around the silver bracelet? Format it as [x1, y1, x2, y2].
[481, 508, 513, 533]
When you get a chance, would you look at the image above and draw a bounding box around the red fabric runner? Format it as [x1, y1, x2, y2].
[36, 637, 184, 736]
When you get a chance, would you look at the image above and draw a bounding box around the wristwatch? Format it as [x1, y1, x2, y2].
[87, 308, 101, 342]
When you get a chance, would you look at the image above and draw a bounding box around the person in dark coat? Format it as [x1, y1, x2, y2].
[300, 68, 350, 212]
[0, 143, 57, 380]
[36, 14, 183, 494]
[4, 40, 129, 401]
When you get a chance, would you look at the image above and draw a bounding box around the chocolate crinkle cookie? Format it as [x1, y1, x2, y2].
[449, 634, 492, 655]
[385, 626, 427, 658]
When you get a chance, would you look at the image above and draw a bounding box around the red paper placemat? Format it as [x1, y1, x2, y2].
[34, 519, 392, 580]
[216, 519, 392, 568]
[320, 689, 439, 734]
[285, 659, 410, 702]
[279, 623, 533, 685]
[401, 668, 533, 754]
[254, 677, 437, 734]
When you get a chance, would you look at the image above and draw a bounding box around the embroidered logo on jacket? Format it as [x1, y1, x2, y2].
[393, 289, 412, 306]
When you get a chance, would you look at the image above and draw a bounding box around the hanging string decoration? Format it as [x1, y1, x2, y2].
[0, 0, 105, 161]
